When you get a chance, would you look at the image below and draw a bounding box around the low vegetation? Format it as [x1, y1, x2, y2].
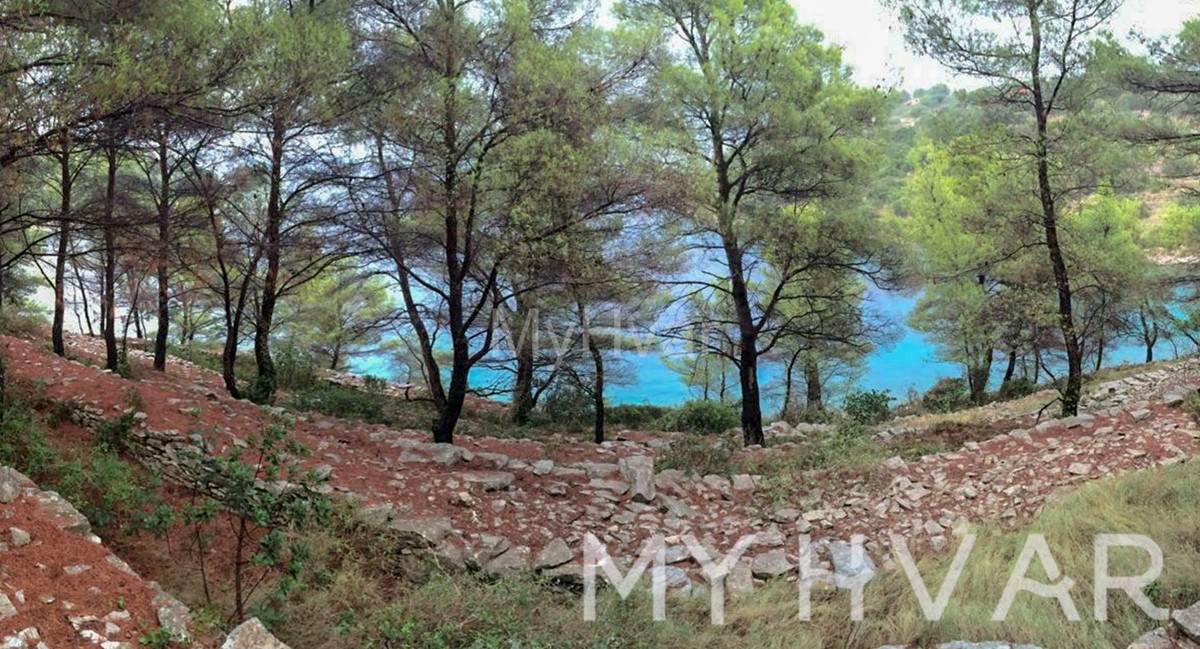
[263, 459, 1200, 648]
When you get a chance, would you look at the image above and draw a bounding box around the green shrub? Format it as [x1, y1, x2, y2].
[115, 345, 135, 380]
[540, 382, 594, 427]
[663, 399, 740, 434]
[0, 311, 45, 339]
[844, 389, 893, 424]
[95, 411, 138, 452]
[0, 405, 56, 477]
[605, 403, 672, 429]
[780, 403, 837, 426]
[288, 384, 388, 424]
[996, 376, 1037, 401]
[657, 436, 737, 475]
[53, 448, 160, 532]
[1185, 391, 1200, 424]
[275, 345, 319, 392]
[921, 378, 971, 413]
[179, 413, 330, 623]
[0, 400, 160, 534]
[285, 381, 443, 431]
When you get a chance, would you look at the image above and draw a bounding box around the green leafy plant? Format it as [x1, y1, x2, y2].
[95, 411, 138, 452]
[138, 626, 175, 648]
[657, 436, 738, 475]
[663, 399, 740, 434]
[921, 378, 971, 413]
[1184, 391, 1200, 424]
[605, 404, 672, 429]
[996, 376, 1037, 401]
[844, 389, 893, 424]
[179, 412, 331, 624]
[540, 382, 594, 428]
[274, 344, 319, 392]
[780, 404, 837, 426]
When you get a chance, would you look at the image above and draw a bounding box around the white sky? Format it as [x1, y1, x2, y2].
[795, 0, 1200, 90]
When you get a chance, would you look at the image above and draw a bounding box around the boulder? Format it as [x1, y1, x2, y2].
[656, 494, 696, 518]
[589, 479, 630, 496]
[1127, 628, 1187, 649]
[535, 538, 574, 570]
[701, 474, 732, 500]
[731, 474, 755, 500]
[1173, 601, 1200, 643]
[462, 471, 515, 492]
[751, 549, 792, 578]
[484, 545, 532, 575]
[32, 490, 90, 536]
[0, 467, 26, 504]
[222, 618, 290, 649]
[829, 541, 875, 579]
[389, 517, 454, 547]
[7, 528, 29, 547]
[771, 507, 801, 524]
[427, 443, 469, 465]
[581, 462, 620, 479]
[617, 455, 656, 503]
[652, 565, 693, 591]
[464, 535, 510, 570]
[764, 420, 793, 437]
[1067, 463, 1091, 476]
[153, 590, 193, 642]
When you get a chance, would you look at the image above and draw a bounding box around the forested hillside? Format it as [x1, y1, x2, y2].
[2, 0, 1200, 449]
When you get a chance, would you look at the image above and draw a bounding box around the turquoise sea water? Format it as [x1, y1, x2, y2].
[350, 288, 1185, 408]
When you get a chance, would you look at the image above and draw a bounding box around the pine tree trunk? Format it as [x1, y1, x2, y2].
[1030, 7, 1082, 416]
[252, 117, 286, 402]
[1001, 349, 1018, 388]
[804, 356, 823, 411]
[101, 146, 119, 372]
[52, 140, 72, 357]
[153, 129, 171, 372]
[510, 299, 536, 424]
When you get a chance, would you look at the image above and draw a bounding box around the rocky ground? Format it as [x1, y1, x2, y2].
[4, 332, 1200, 647]
[0, 464, 193, 648]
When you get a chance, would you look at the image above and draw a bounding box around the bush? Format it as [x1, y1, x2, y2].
[921, 378, 971, 413]
[0, 400, 160, 534]
[0, 311, 45, 339]
[662, 399, 740, 434]
[1185, 391, 1200, 424]
[657, 436, 737, 475]
[0, 405, 57, 477]
[95, 411, 138, 452]
[780, 403, 837, 426]
[53, 448, 160, 532]
[288, 384, 389, 424]
[177, 413, 330, 624]
[996, 376, 1037, 401]
[275, 345, 319, 392]
[540, 382, 594, 427]
[844, 389, 893, 424]
[605, 404, 672, 429]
